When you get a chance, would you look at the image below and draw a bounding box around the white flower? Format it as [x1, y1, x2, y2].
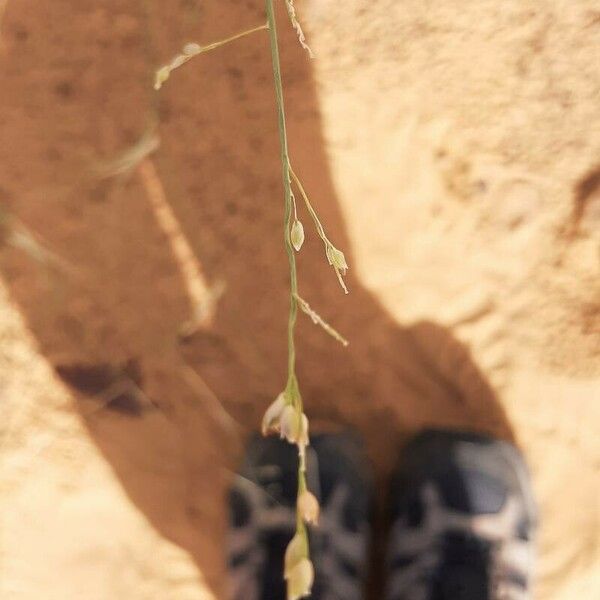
[286, 558, 314, 600]
[279, 407, 310, 451]
[284, 533, 306, 577]
[279, 405, 301, 443]
[326, 245, 348, 275]
[326, 244, 349, 293]
[261, 393, 287, 436]
[297, 490, 319, 525]
[284, 533, 313, 598]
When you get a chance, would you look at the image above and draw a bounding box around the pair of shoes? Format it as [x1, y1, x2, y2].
[227, 429, 537, 600]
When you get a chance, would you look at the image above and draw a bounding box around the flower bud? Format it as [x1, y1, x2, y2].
[154, 66, 170, 90]
[291, 220, 305, 252]
[279, 405, 301, 444]
[297, 490, 320, 525]
[326, 245, 348, 275]
[183, 42, 201, 55]
[279, 407, 311, 450]
[284, 533, 306, 577]
[261, 393, 287, 436]
[286, 558, 314, 600]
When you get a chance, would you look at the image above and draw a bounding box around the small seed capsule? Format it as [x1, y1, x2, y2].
[291, 220, 305, 252]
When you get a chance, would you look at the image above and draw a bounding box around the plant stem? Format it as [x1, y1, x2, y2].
[290, 166, 331, 247]
[296, 468, 308, 531]
[154, 24, 269, 90]
[265, 0, 298, 389]
[199, 23, 268, 54]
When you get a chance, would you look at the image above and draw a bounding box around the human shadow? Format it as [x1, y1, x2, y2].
[0, 1, 514, 598]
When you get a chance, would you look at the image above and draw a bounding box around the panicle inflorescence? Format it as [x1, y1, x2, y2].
[155, 4, 349, 597]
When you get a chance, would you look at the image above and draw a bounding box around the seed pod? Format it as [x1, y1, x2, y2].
[284, 533, 306, 577]
[291, 220, 305, 252]
[279, 405, 301, 444]
[286, 558, 314, 600]
[183, 42, 201, 55]
[326, 245, 348, 275]
[261, 393, 286, 436]
[154, 66, 170, 91]
[297, 490, 320, 525]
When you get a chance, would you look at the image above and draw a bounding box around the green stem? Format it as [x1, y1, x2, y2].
[296, 468, 308, 530]
[266, 0, 298, 388]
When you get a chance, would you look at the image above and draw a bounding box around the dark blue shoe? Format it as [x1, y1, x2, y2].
[384, 429, 537, 600]
[227, 432, 372, 600]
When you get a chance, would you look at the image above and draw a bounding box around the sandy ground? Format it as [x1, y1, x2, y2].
[1, 1, 599, 598]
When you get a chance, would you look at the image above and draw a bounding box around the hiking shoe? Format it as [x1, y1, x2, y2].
[227, 432, 372, 600]
[384, 429, 537, 600]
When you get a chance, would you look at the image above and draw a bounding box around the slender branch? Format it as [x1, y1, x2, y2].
[294, 293, 349, 347]
[197, 23, 268, 53]
[155, 23, 268, 90]
[290, 166, 330, 247]
[284, 0, 315, 58]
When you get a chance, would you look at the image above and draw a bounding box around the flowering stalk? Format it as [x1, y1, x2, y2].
[265, 1, 313, 597]
[153, 3, 348, 596]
